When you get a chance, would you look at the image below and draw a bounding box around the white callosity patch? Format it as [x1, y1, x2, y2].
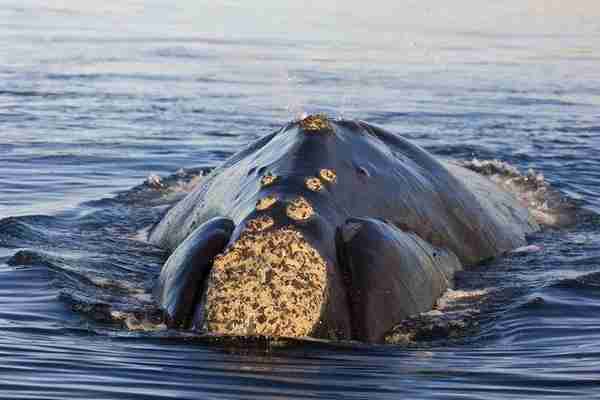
[201, 228, 327, 338]
[244, 215, 275, 232]
[260, 173, 278, 187]
[286, 196, 314, 221]
[299, 114, 332, 132]
[256, 195, 278, 211]
[319, 168, 337, 183]
[305, 176, 324, 192]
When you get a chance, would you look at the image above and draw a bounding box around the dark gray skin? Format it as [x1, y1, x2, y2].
[150, 116, 538, 343]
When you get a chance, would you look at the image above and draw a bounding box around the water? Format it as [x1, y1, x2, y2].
[1, 1, 600, 398]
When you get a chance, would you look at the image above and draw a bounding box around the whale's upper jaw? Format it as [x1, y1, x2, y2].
[194, 226, 328, 338]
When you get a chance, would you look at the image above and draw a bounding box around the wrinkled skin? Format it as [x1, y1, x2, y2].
[149, 116, 538, 343]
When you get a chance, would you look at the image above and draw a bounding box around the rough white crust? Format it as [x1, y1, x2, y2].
[202, 228, 327, 337]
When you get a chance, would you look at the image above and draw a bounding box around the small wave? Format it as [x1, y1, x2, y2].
[46, 72, 189, 82]
[385, 288, 490, 345]
[7, 249, 57, 267]
[59, 291, 165, 331]
[367, 110, 524, 124]
[555, 125, 600, 135]
[427, 144, 497, 160]
[105, 167, 210, 207]
[0, 216, 57, 247]
[503, 96, 583, 107]
[8, 249, 105, 285]
[0, 111, 38, 122]
[110, 310, 166, 332]
[152, 47, 216, 61]
[0, 89, 62, 98]
[21, 153, 130, 166]
[551, 271, 600, 290]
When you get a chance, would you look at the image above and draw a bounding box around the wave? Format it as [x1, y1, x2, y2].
[459, 158, 590, 227]
[0, 215, 57, 247]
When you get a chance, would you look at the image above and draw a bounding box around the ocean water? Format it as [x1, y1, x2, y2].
[1, 1, 600, 398]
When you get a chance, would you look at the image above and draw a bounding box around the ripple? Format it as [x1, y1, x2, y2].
[1, 1, 600, 398]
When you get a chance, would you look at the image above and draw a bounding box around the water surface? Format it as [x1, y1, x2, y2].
[1, 1, 600, 399]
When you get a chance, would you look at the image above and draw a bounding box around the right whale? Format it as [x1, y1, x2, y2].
[149, 115, 554, 343]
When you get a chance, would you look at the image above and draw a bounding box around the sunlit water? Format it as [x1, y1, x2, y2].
[1, 1, 600, 399]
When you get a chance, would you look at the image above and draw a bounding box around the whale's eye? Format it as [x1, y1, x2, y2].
[286, 197, 314, 221]
[305, 177, 324, 192]
[256, 195, 278, 211]
[356, 166, 370, 177]
[319, 168, 337, 183]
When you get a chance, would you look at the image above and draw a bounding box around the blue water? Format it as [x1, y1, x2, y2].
[1, 1, 600, 399]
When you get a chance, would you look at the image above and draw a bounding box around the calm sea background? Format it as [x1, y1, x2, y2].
[1, 1, 600, 399]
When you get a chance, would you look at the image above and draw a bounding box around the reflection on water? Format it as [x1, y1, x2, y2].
[1, 1, 600, 398]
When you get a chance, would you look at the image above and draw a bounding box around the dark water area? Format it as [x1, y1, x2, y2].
[1, 1, 600, 399]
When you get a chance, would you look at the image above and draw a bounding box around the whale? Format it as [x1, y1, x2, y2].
[149, 114, 539, 343]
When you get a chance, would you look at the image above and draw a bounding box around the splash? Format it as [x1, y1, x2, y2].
[459, 158, 580, 227]
[111, 167, 208, 207]
[385, 288, 490, 345]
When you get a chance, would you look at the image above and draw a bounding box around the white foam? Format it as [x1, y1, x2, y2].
[460, 158, 575, 227]
[436, 288, 490, 310]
